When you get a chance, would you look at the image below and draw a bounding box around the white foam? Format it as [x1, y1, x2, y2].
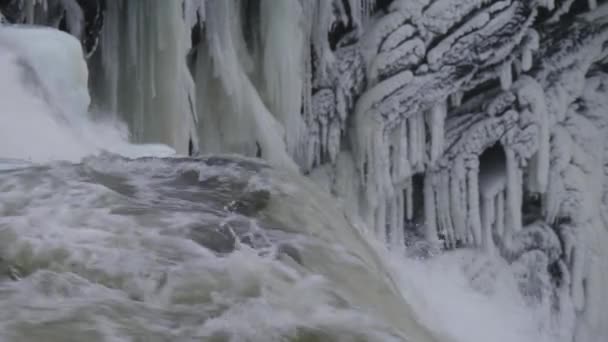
[0, 26, 175, 164]
[388, 249, 559, 342]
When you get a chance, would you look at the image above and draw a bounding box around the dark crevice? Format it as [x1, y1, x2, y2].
[329, 2, 355, 50]
[408, 173, 425, 227]
[479, 143, 506, 175]
[460, 78, 501, 105]
[255, 142, 262, 158]
[78, 0, 105, 55]
[522, 189, 542, 226]
[403, 173, 427, 250]
[375, 0, 394, 13]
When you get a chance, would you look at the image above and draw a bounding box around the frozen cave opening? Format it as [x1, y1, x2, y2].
[522, 187, 543, 226]
[478, 142, 507, 251]
[479, 143, 507, 181]
[404, 172, 426, 247]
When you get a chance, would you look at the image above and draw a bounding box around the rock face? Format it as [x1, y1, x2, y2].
[3, 0, 608, 340]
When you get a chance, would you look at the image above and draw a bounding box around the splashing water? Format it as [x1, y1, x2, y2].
[0, 26, 174, 164]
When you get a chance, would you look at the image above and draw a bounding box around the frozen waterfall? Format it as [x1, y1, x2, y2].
[1, 0, 608, 341]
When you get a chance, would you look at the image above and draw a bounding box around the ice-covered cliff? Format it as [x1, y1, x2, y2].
[2, 0, 608, 340]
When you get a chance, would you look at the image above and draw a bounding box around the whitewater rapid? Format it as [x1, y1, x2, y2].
[0, 154, 558, 342]
[0, 24, 561, 342]
[0, 155, 428, 341]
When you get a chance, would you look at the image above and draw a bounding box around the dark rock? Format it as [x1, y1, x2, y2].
[77, 0, 105, 56]
[0, 0, 21, 23]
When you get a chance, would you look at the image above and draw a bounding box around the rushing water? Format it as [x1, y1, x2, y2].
[0, 155, 438, 341]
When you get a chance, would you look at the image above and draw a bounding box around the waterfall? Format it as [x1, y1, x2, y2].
[1, 0, 608, 341]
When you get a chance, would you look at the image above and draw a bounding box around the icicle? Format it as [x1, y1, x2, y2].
[349, 0, 376, 29]
[194, 0, 297, 169]
[495, 190, 505, 240]
[395, 191, 406, 253]
[305, 0, 335, 80]
[391, 119, 411, 185]
[388, 197, 397, 248]
[319, 114, 328, 159]
[327, 121, 341, 163]
[354, 113, 394, 233]
[450, 170, 467, 244]
[149, 12, 157, 99]
[536, 106, 550, 195]
[25, 0, 35, 24]
[408, 114, 426, 171]
[367, 128, 392, 204]
[405, 178, 414, 221]
[408, 116, 419, 169]
[376, 200, 387, 243]
[429, 101, 447, 163]
[417, 116, 426, 169]
[424, 173, 438, 243]
[301, 37, 314, 167]
[439, 172, 455, 248]
[259, 0, 306, 156]
[520, 30, 540, 72]
[450, 91, 463, 107]
[99, 0, 119, 110]
[515, 76, 549, 193]
[94, 0, 198, 153]
[374, 128, 394, 200]
[522, 48, 533, 72]
[480, 193, 496, 254]
[467, 165, 482, 247]
[400, 118, 411, 179]
[505, 149, 522, 232]
[389, 192, 405, 252]
[500, 62, 513, 90]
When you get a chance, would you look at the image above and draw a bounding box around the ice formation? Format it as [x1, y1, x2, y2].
[2, 0, 608, 340]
